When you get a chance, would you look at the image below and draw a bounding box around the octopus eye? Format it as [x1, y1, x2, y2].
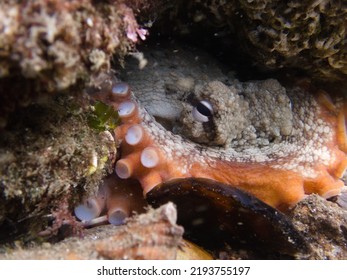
[192, 100, 213, 122]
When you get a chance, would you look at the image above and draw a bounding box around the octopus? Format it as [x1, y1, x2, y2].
[75, 43, 347, 226]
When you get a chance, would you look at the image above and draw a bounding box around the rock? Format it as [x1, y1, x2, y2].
[0, 203, 184, 260]
[289, 194, 347, 259]
[0, 94, 116, 243]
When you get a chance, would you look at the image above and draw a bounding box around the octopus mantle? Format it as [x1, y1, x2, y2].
[99, 44, 346, 210]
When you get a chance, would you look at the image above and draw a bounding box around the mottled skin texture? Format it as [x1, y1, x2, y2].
[116, 44, 346, 210]
[175, 79, 294, 148]
[123, 47, 294, 149]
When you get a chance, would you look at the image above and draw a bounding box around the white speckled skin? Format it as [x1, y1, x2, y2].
[122, 44, 343, 180]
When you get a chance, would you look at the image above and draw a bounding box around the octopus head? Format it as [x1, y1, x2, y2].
[174, 81, 249, 147]
[173, 79, 294, 149]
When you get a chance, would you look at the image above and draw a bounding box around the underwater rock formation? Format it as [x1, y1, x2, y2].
[0, 95, 116, 243]
[290, 195, 347, 259]
[235, 0, 347, 81]
[0, 0, 158, 124]
[154, 0, 347, 82]
[0, 203, 184, 260]
[0, 0, 152, 89]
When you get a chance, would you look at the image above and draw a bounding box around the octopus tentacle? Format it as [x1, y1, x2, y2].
[74, 184, 107, 222]
[87, 45, 346, 215]
[337, 106, 347, 153]
[74, 174, 147, 226]
[102, 78, 346, 210]
[74, 196, 105, 222]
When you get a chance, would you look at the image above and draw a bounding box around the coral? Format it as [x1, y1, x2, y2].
[0, 0, 156, 123]
[235, 0, 347, 81]
[0, 0, 149, 88]
[153, 0, 347, 81]
[0, 94, 116, 243]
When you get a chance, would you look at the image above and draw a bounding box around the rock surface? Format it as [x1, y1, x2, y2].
[0, 95, 116, 243]
[154, 0, 347, 82]
[0, 203, 184, 260]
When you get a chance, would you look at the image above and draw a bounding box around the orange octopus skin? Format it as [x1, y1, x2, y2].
[95, 81, 346, 211]
[85, 43, 347, 212]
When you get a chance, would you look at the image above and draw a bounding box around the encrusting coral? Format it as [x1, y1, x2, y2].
[0, 0, 160, 124]
[235, 0, 347, 81]
[0, 94, 116, 242]
[154, 0, 347, 82]
[0, 0, 151, 89]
